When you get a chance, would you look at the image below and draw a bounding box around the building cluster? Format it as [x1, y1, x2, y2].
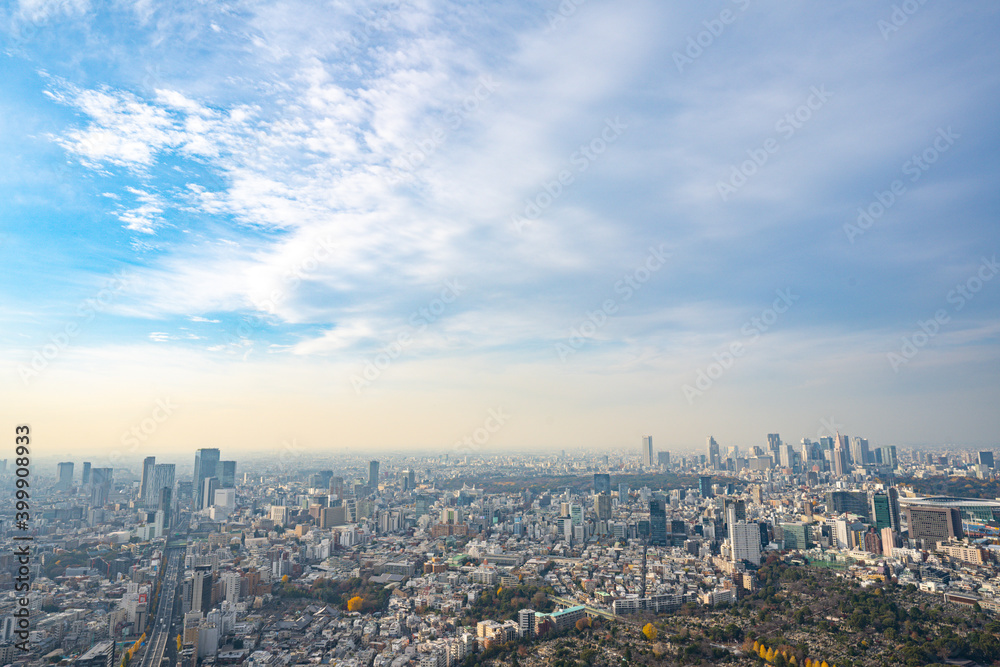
[1, 437, 999, 666]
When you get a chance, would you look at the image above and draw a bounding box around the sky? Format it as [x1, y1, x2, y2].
[2, 0, 1000, 460]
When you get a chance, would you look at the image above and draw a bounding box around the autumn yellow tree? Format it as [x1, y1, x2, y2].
[821, 662, 829, 667]
[759, 644, 768, 659]
[766, 647, 776, 662]
[347, 596, 364, 612]
[753, 640, 761, 652]
[642, 623, 657, 641]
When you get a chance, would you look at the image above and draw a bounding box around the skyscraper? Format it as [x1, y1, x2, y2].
[148, 464, 176, 508]
[594, 493, 611, 520]
[369, 460, 380, 491]
[833, 432, 848, 476]
[220, 460, 237, 488]
[201, 477, 218, 513]
[850, 437, 870, 466]
[641, 436, 654, 467]
[707, 436, 720, 469]
[193, 448, 220, 510]
[657, 451, 671, 467]
[979, 451, 995, 469]
[766, 433, 781, 455]
[139, 456, 155, 504]
[91, 467, 113, 506]
[871, 493, 893, 530]
[593, 473, 611, 496]
[82, 461, 91, 485]
[56, 462, 74, 490]
[649, 499, 667, 546]
[729, 521, 761, 564]
[699, 476, 713, 499]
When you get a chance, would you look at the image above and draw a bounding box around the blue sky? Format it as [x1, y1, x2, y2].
[3, 0, 999, 456]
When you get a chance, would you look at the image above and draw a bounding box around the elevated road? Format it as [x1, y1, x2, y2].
[139, 549, 183, 667]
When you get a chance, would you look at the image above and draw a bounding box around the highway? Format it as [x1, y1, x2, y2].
[139, 548, 183, 667]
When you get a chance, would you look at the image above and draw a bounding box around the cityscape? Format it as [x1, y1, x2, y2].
[3, 437, 1000, 666]
[3, 1, 1000, 667]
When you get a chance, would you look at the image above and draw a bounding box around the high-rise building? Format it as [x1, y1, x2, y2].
[159, 487, 173, 529]
[82, 461, 91, 485]
[826, 490, 869, 519]
[415, 495, 432, 518]
[193, 449, 220, 510]
[220, 461, 237, 488]
[871, 492, 893, 530]
[850, 437, 870, 466]
[707, 436, 720, 470]
[369, 460, 380, 490]
[201, 477, 218, 514]
[518, 608, 536, 639]
[56, 462, 74, 490]
[657, 451, 671, 467]
[594, 493, 611, 520]
[145, 463, 176, 508]
[641, 436, 654, 467]
[91, 467, 113, 506]
[699, 476, 713, 499]
[782, 522, 811, 550]
[979, 451, 995, 469]
[729, 521, 762, 564]
[766, 433, 781, 456]
[907, 506, 963, 545]
[778, 444, 796, 469]
[191, 566, 213, 613]
[330, 476, 345, 498]
[593, 473, 611, 496]
[139, 456, 156, 503]
[878, 445, 898, 469]
[832, 432, 849, 476]
[649, 499, 667, 546]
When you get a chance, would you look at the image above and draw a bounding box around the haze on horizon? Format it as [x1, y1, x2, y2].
[2, 1, 999, 457]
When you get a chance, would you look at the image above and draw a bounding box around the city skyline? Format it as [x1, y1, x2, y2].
[3, 2, 1000, 455]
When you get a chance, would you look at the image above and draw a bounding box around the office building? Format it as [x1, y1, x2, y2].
[594, 493, 611, 520]
[699, 476, 713, 499]
[850, 437, 870, 466]
[139, 456, 155, 504]
[191, 566, 213, 613]
[220, 460, 236, 488]
[148, 463, 176, 508]
[593, 473, 611, 496]
[641, 436, 654, 467]
[657, 450, 671, 467]
[979, 451, 995, 469]
[781, 522, 811, 550]
[91, 467, 113, 506]
[369, 460, 380, 490]
[82, 461, 91, 484]
[193, 448, 220, 510]
[707, 436, 721, 470]
[826, 490, 870, 519]
[201, 477, 218, 514]
[649, 499, 667, 546]
[56, 461, 74, 490]
[832, 433, 849, 476]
